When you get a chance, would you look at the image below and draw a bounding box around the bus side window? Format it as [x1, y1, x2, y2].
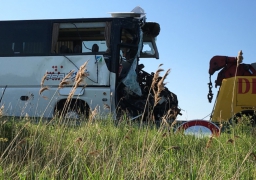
[13, 42, 23, 54]
[120, 28, 138, 61]
[73, 45, 81, 53]
[0, 42, 13, 55]
[59, 45, 72, 54]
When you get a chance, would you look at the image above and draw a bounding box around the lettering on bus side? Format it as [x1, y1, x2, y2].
[46, 71, 77, 81]
[44, 66, 78, 81]
[237, 78, 256, 94]
[46, 73, 65, 81]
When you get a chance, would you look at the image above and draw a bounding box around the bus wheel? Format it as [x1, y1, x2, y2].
[65, 110, 80, 119]
[55, 99, 88, 120]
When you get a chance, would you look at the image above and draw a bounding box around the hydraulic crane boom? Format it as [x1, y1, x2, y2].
[208, 51, 256, 103]
[209, 51, 256, 87]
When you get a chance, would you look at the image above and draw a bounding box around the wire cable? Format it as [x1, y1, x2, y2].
[0, 85, 7, 103]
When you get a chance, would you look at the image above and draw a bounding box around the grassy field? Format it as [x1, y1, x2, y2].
[0, 116, 256, 180]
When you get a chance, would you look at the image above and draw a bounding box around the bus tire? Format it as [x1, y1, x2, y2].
[55, 99, 89, 120]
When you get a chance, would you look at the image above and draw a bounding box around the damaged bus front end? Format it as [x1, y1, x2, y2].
[114, 12, 181, 123]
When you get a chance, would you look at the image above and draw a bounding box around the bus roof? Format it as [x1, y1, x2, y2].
[0, 15, 144, 23]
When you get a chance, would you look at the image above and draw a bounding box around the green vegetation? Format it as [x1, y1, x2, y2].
[0, 116, 256, 180]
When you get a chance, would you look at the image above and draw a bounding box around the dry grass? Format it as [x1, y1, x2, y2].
[40, 73, 48, 87]
[1, 90, 256, 179]
[58, 70, 74, 89]
[0, 105, 4, 117]
[53, 61, 90, 119]
[2, 59, 256, 179]
[67, 61, 88, 103]
[151, 64, 164, 106]
[155, 69, 170, 106]
[39, 72, 49, 96]
[161, 108, 177, 127]
[39, 86, 49, 95]
[141, 64, 172, 122]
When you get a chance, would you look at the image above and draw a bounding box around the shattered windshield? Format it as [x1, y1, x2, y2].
[142, 42, 155, 56]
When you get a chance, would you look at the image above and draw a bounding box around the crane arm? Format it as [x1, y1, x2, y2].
[207, 51, 256, 103]
[209, 56, 237, 75]
[209, 51, 256, 87]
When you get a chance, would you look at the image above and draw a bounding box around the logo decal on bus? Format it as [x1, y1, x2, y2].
[96, 56, 102, 62]
[46, 65, 77, 81]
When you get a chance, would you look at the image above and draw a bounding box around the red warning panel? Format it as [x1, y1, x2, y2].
[176, 120, 220, 137]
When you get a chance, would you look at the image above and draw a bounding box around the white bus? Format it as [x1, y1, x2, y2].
[0, 9, 180, 121]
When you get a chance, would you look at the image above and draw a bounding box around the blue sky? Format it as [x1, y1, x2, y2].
[1, 1, 256, 120]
